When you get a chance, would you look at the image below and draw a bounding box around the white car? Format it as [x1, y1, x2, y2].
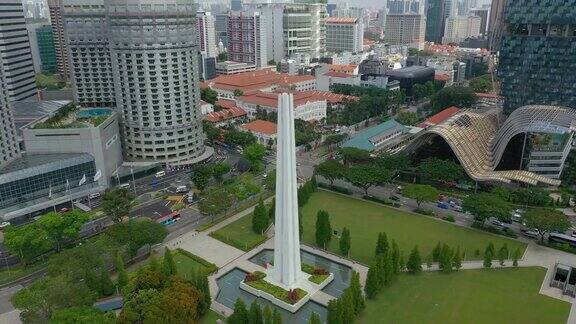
[0, 221, 11, 230]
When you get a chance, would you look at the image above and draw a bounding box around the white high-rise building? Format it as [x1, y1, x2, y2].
[107, 0, 209, 165]
[442, 15, 481, 43]
[0, 0, 37, 101]
[62, 0, 210, 165]
[197, 11, 218, 58]
[325, 17, 363, 53]
[385, 13, 426, 50]
[63, 0, 114, 106]
[244, 3, 284, 63]
[284, 3, 326, 59]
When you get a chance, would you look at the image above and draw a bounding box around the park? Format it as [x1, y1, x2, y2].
[203, 187, 571, 323]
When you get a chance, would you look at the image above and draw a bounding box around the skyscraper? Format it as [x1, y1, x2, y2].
[0, 0, 37, 101]
[197, 11, 218, 58]
[487, 0, 506, 52]
[227, 12, 267, 68]
[385, 13, 426, 49]
[36, 26, 57, 73]
[283, 3, 326, 58]
[388, 0, 421, 14]
[325, 17, 363, 53]
[425, 0, 446, 43]
[0, 70, 21, 167]
[107, 0, 208, 165]
[47, 0, 69, 81]
[63, 0, 114, 106]
[499, 0, 576, 113]
[60, 0, 210, 165]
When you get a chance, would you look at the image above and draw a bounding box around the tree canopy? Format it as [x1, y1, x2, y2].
[523, 208, 570, 242]
[462, 193, 513, 222]
[339, 147, 372, 166]
[101, 188, 135, 223]
[200, 88, 218, 104]
[198, 186, 234, 221]
[418, 157, 463, 183]
[346, 165, 391, 195]
[243, 143, 266, 172]
[428, 85, 478, 114]
[402, 184, 439, 208]
[314, 160, 346, 185]
[190, 164, 213, 191]
[36, 210, 89, 252]
[3, 223, 52, 265]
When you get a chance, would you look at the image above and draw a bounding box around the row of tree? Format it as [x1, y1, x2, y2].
[364, 232, 403, 299]
[326, 272, 364, 324]
[11, 219, 170, 323]
[227, 299, 283, 324]
[190, 162, 232, 191]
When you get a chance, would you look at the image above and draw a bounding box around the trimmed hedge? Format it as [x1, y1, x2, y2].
[175, 248, 218, 275]
[442, 215, 455, 222]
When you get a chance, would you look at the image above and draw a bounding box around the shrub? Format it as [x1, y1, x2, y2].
[415, 208, 436, 216]
[245, 271, 266, 282]
[313, 268, 329, 275]
[287, 289, 299, 303]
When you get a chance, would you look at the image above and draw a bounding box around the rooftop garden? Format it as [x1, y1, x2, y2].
[33, 105, 111, 129]
[35, 73, 68, 90]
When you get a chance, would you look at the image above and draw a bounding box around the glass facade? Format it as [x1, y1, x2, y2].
[499, 0, 576, 113]
[0, 154, 96, 211]
[36, 26, 58, 74]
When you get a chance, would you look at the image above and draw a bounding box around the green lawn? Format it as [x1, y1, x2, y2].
[210, 213, 267, 251]
[199, 310, 225, 324]
[360, 267, 570, 324]
[173, 250, 217, 278]
[301, 190, 526, 264]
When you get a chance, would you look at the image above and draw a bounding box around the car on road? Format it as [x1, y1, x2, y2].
[155, 171, 166, 178]
[511, 213, 522, 223]
[119, 183, 131, 190]
[176, 185, 188, 193]
[0, 221, 10, 230]
[520, 228, 538, 239]
[437, 202, 450, 209]
[390, 195, 401, 201]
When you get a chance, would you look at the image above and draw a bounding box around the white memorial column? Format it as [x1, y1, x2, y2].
[272, 93, 303, 287]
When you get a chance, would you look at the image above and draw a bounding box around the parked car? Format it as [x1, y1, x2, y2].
[390, 195, 401, 201]
[176, 185, 188, 193]
[0, 221, 10, 230]
[511, 213, 523, 223]
[88, 192, 101, 200]
[155, 171, 166, 178]
[521, 228, 539, 239]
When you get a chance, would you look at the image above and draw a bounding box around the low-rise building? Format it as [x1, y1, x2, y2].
[317, 72, 361, 91]
[202, 70, 317, 99]
[241, 119, 277, 149]
[215, 61, 257, 75]
[417, 106, 461, 129]
[386, 66, 435, 95]
[342, 119, 419, 154]
[22, 106, 123, 188]
[328, 64, 359, 75]
[0, 153, 98, 220]
[204, 100, 247, 127]
[236, 91, 326, 122]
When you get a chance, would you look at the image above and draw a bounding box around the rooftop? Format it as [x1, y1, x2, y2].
[326, 16, 358, 24]
[204, 70, 316, 93]
[204, 106, 247, 123]
[0, 153, 94, 182]
[329, 64, 358, 74]
[30, 105, 113, 129]
[241, 119, 277, 135]
[386, 65, 436, 78]
[342, 119, 409, 151]
[323, 71, 357, 78]
[238, 90, 355, 108]
[418, 106, 461, 128]
[12, 100, 71, 134]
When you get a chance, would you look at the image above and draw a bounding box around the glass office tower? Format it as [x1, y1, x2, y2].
[499, 0, 576, 113]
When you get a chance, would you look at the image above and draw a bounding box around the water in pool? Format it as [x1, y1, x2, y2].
[215, 268, 328, 323]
